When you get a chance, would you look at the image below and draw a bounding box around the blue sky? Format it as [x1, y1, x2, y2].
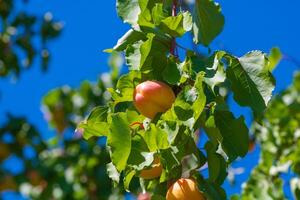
[1, 0, 300, 198]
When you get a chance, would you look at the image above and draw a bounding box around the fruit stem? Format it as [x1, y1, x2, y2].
[130, 122, 144, 129]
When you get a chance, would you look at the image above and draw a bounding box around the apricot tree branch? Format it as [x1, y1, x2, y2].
[170, 0, 178, 56]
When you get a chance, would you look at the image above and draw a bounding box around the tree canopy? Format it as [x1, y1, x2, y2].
[1, 0, 299, 200]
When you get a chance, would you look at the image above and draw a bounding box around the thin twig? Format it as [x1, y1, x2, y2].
[282, 54, 300, 69]
[170, 0, 178, 56]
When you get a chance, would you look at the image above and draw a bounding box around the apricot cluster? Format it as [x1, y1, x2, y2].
[133, 81, 205, 199]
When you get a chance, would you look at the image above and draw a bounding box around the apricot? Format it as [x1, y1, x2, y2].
[140, 157, 162, 179]
[166, 178, 205, 200]
[133, 81, 175, 119]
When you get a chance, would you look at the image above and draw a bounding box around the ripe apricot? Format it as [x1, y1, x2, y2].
[140, 157, 162, 179]
[166, 178, 205, 200]
[133, 81, 175, 119]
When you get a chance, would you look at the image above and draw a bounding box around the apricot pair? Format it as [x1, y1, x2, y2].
[134, 82, 205, 199]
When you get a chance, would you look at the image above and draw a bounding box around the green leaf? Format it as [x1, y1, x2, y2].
[159, 13, 187, 37]
[113, 29, 146, 51]
[78, 106, 109, 140]
[123, 170, 136, 191]
[226, 51, 276, 116]
[195, 175, 227, 200]
[143, 124, 169, 151]
[202, 114, 222, 147]
[160, 129, 206, 181]
[116, 0, 141, 26]
[125, 40, 143, 71]
[107, 113, 131, 172]
[214, 105, 249, 160]
[291, 178, 300, 200]
[193, 72, 207, 121]
[161, 73, 206, 132]
[183, 11, 193, 32]
[241, 166, 285, 200]
[159, 120, 180, 144]
[160, 146, 182, 180]
[138, 0, 161, 28]
[162, 56, 181, 85]
[230, 194, 240, 200]
[139, 33, 168, 78]
[268, 47, 282, 71]
[198, 51, 226, 90]
[205, 141, 227, 185]
[108, 71, 141, 103]
[151, 3, 168, 25]
[106, 162, 120, 185]
[192, 0, 225, 46]
[127, 134, 155, 170]
[129, 152, 155, 171]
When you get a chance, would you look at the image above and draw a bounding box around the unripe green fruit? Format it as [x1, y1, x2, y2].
[133, 81, 175, 119]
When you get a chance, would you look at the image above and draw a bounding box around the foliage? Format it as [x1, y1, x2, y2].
[0, 0, 62, 78]
[240, 72, 300, 200]
[78, 0, 277, 199]
[42, 52, 123, 134]
[0, 115, 136, 199]
[1, 0, 292, 199]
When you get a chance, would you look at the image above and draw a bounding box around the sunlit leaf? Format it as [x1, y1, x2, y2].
[192, 0, 224, 46]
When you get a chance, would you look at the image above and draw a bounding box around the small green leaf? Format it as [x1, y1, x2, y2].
[161, 73, 206, 130]
[113, 29, 146, 51]
[192, 0, 225, 46]
[159, 13, 186, 37]
[226, 51, 276, 116]
[193, 72, 207, 121]
[205, 141, 227, 185]
[138, 0, 161, 28]
[151, 3, 168, 25]
[126, 40, 143, 70]
[139, 34, 168, 78]
[106, 162, 120, 185]
[195, 174, 227, 200]
[268, 47, 282, 71]
[183, 11, 193, 32]
[109, 71, 141, 103]
[198, 51, 226, 90]
[107, 113, 131, 172]
[127, 134, 154, 170]
[116, 0, 141, 26]
[123, 170, 136, 191]
[162, 56, 181, 85]
[78, 106, 109, 140]
[143, 124, 169, 151]
[214, 106, 249, 160]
